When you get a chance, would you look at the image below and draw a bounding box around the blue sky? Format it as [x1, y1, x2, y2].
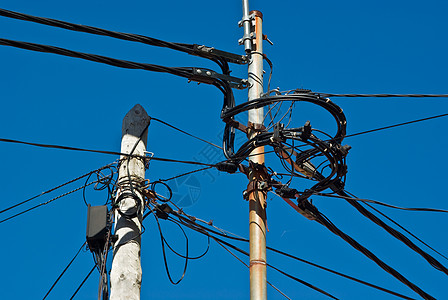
[1, 1, 447, 299]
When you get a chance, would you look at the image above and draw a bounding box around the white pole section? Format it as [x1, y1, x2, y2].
[110, 104, 149, 300]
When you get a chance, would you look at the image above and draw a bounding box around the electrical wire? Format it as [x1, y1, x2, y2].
[215, 239, 293, 300]
[0, 180, 98, 224]
[311, 208, 435, 300]
[157, 166, 214, 182]
[168, 215, 339, 299]
[0, 38, 223, 84]
[151, 117, 222, 150]
[318, 93, 448, 98]
[42, 241, 87, 300]
[336, 190, 448, 276]
[0, 8, 246, 66]
[69, 264, 97, 300]
[167, 208, 415, 300]
[358, 200, 448, 262]
[313, 192, 448, 213]
[0, 162, 117, 215]
[0, 136, 215, 166]
[345, 113, 448, 138]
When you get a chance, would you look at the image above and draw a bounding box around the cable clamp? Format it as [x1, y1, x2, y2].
[190, 68, 248, 89]
[193, 44, 248, 64]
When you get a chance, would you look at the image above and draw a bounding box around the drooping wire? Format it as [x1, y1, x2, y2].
[42, 241, 87, 300]
[148, 204, 190, 285]
[83, 164, 118, 206]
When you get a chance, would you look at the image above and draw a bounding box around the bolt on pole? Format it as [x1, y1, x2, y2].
[110, 104, 150, 300]
[244, 6, 267, 300]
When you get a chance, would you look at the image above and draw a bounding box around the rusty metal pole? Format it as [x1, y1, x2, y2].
[246, 9, 267, 300]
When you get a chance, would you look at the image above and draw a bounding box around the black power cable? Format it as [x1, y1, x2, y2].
[0, 136, 215, 166]
[0, 8, 246, 66]
[318, 93, 448, 98]
[311, 208, 435, 300]
[345, 113, 448, 138]
[42, 241, 87, 300]
[313, 192, 448, 213]
[0, 38, 228, 86]
[0, 162, 117, 215]
[69, 264, 97, 300]
[168, 215, 339, 300]
[166, 208, 415, 300]
[336, 190, 448, 276]
[0, 180, 98, 224]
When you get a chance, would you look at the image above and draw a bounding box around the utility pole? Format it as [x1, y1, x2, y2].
[110, 104, 150, 300]
[242, 2, 267, 298]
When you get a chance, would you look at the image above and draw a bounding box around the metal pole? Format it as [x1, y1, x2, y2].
[110, 104, 149, 300]
[246, 10, 267, 300]
[242, 0, 253, 53]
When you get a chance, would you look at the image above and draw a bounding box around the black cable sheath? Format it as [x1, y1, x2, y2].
[0, 8, 244, 65]
[312, 210, 435, 300]
[0, 38, 195, 78]
[42, 242, 87, 300]
[0, 136, 214, 166]
[169, 210, 415, 300]
[337, 190, 448, 276]
[69, 264, 97, 300]
[319, 93, 448, 98]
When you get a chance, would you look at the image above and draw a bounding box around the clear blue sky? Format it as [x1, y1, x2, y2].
[1, 1, 447, 299]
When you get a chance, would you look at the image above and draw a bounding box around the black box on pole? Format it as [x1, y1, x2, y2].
[86, 205, 109, 252]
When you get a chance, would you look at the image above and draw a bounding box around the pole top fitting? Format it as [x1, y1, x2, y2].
[250, 10, 263, 19]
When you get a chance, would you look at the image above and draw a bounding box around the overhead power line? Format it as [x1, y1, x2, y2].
[166, 208, 415, 300]
[0, 162, 117, 215]
[151, 117, 222, 150]
[0, 7, 247, 65]
[345, 113, 448, 138]
[42, 241, 87, 300]
[0, 136, 215, 166]
[0, 180, 97, 224]
[314, 192, 448, 213]
[319, 93, 448, 98]
[0, 38, 226, 85]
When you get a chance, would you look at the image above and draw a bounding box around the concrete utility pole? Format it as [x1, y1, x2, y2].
[110, 104, 150, 300]
[244, 6, 267, 300]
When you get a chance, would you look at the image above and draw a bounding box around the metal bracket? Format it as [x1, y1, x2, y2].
[238, 13, 256, 52]
[190, 68, 248, 89]
[193, 44, 248, 65]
